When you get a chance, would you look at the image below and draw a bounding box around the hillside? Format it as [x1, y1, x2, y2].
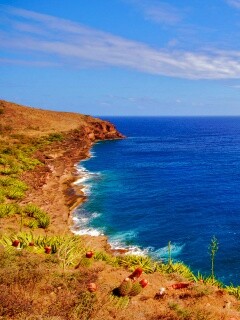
[0, 100, 239, 320]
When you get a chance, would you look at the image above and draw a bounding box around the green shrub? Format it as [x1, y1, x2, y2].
[4, 187, 25, 200]
[36, 212, 51, 229]
[226, 285, 240, 299]
[0, 177, 27, 190]
[48, 132, 64, 142]
[0, 194, 5, 203]
[23, 203, 42, 217]
[117, 255, 157, 273]
[0, 203, 21, 218]
[26, 219, 39, 229]
[0, 177, 28, 200]
[23, 203, 51, 229]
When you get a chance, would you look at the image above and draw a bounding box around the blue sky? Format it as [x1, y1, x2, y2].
[1, 0, 240, 115]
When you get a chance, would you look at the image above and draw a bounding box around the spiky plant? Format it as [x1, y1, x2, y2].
[23, 204, 51, 229]
[118, 278, 132, 296]
[109, 295, 130, 309]
[0, 203, 21, 218]
[117, 255, 156, 273]
[226, 284, 240, 299]
[94, 250, 118, 267]
[76, 256, 93, 268]
[129, 282, 142, 296]
[35, 212, 51, 229]
[4, 186, 25, 200]
[57, 236, 84, 272]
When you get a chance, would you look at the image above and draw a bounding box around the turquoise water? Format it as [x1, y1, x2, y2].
[73, 117, 240, 285]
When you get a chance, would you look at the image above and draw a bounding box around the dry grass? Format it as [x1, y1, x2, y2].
[0, 248, 100, 320]
[0, 100, 94, 137]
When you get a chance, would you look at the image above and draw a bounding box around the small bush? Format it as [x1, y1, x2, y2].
[23, 204, 51, 229]
[23, 203, 42, 217]
[4, 186, 25, 200]
[48, 132, 64, 142]
[0, 177, 27, 190]
[0, 194, 5, 203]
[0, 203, 21, 218]
[26, 219, 39, 229]
[36, 212, 51, 229]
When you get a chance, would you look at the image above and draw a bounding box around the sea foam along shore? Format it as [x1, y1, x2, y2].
[70, 153, 149, 256]
[70, 152, 185, 259]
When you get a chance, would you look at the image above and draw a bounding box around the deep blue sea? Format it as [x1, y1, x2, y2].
[73, 117, 240, 285]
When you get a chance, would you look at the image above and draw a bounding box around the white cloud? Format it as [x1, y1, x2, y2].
[0, 57, 60, 67]
[123, 0, 181, 25]
[226, 0, 240, 8]
[1, 6, 240, 80]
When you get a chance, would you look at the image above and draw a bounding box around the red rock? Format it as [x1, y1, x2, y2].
[172, 282, 191, 289]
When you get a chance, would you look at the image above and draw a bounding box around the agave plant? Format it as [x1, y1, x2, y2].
[23, 203, 51, 229]
[117, 255, 157, 273]
[225, 284, 240, 299]
[57, 236, 85, 272]
[171, 262, 196, 282]
[4, 186, 25, 200]
[0, 203, 21, 218]
[94, 251, 118, 266]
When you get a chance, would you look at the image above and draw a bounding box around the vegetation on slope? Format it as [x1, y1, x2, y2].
[0, 100, 240, 320]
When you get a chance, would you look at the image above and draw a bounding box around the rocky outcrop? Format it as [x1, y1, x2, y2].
[84, 120, 124, 141]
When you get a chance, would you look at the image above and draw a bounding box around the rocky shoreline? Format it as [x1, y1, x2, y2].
[20, 118, 124, 250]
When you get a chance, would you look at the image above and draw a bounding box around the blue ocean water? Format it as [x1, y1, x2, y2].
[74, 117, 240, 285]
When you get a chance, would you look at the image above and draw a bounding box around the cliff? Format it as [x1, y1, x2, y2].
[0, 100, 124, 237]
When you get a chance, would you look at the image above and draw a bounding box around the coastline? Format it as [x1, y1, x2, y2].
[19, 120, 125, 252]
[2, 101, 240, 319]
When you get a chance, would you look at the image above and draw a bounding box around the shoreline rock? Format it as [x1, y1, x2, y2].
[20, 117, 124, 251]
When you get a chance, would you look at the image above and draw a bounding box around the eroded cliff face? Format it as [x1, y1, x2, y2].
[19, 114, 124, 234]
[84, 120, 124, 141]
[0, 100, 124, 235]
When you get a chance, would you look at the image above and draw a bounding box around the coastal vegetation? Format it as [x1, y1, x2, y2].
[0, 100, 240, 319]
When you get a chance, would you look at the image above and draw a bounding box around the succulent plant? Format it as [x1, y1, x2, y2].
[44, 246, 51, 254]
[129, 282, 142, 296]
[87, 282, 97, 292]
[139, 279, 148, 288]
[129, 267, 143, 279]
[85, 251, 94, 258]
[12, 239, 20, 247]
[78, 257, 92, 268]
[119, 277, 132, 296]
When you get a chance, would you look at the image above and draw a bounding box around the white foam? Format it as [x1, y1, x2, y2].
[71, 208, 104, 236]
[108, 230, 150, 256]
[72, 154, 186, 260]
[73, 228, 103, 237]
[154, 243, 185, 260]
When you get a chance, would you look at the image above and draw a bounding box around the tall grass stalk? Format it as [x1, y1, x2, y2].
[209, 236, 218, 280]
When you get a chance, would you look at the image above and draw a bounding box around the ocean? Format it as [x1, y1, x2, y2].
[72, 117, 240, 285]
